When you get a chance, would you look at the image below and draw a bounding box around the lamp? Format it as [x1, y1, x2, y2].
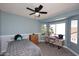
[34, 12, 40, 17]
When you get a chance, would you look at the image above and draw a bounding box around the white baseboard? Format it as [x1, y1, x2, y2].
[39, 40, 45, 42]
[64, 46, 79, 56]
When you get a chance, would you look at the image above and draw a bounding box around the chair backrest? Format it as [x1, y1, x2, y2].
[58, 34, 63, 39]
[14, 34, 22, 40]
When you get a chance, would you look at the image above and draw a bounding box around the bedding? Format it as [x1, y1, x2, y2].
[4, 39, 42, 56]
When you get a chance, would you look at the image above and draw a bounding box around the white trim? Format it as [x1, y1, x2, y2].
[0, 33, 41, 37]
[64, 46, 79, 56]
[39, 40, 45, 42]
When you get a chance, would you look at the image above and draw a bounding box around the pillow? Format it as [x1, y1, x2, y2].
[14, 34, 23, 41]
[58, 34, 63, 39]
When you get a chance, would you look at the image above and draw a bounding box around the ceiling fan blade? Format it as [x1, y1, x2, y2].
[29, 13, 35, 15]
[27, 7, 35, 12]
[39, 12, 47, 14]
[38, 5, 43, 11]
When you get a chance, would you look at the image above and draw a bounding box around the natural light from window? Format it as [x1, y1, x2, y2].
[71, 20, 78, 44]
[41, 24, 47, 35]
[49, 23, 65, 39]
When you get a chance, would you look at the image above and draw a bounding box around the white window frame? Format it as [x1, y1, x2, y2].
[71, 20, 78, 44]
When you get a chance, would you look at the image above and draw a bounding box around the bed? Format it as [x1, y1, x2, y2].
[4, 39, 42, 56]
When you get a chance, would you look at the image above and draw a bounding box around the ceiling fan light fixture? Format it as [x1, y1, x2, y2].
[27, 5, 47, 17]
[35, 12, 40, 17]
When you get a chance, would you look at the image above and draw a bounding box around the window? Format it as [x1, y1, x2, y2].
[56, 23, 65, 39]
[49, 24, 56, 36]
[71, 20, 78, 44]
[49, 23, 65, 39]
[41, 24, 47, 35]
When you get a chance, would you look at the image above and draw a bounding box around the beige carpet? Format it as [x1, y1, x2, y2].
[37, 42, 75, 56]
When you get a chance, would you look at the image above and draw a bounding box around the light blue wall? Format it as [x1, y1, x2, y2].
[65, 19, 71, 47]
[0, 11, 41, 35]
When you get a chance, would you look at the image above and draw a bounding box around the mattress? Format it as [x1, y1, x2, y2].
[4, 39, 42, 56]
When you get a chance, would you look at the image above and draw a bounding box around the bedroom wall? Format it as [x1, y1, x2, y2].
[0, 10, 41, 35]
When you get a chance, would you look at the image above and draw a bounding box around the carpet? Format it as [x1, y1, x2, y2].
[37, 42, 75, 56]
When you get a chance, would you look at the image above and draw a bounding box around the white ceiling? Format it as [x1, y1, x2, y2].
[0, 3, 79, 20]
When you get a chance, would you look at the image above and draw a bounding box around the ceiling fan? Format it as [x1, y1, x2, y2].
[26, 5, 47, 17]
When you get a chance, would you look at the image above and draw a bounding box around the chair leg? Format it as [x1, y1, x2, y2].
[58, 46, 61, 49]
